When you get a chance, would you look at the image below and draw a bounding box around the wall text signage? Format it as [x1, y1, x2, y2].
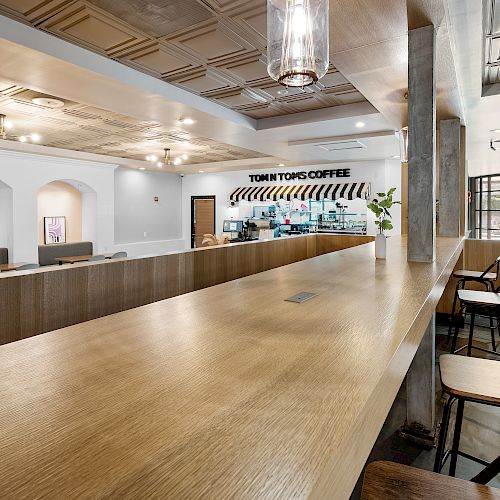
[249, 168, 350, 183]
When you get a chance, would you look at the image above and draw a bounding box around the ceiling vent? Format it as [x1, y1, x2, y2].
[316, 140, 366, 151]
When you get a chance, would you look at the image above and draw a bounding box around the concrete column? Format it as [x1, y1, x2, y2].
[407, 25, 436, 262]
[439, 118, 461, 237]
[406, 313, 436, 440]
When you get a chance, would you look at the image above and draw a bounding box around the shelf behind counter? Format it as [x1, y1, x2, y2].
[0, 233, 374, 345]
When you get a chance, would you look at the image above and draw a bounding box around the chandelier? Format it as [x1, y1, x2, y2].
[146, 148, 186, 167]
[267, 0, 329, 87]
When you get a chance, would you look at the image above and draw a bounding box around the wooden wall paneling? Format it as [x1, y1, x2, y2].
[0, 275, 22, 344]
[316, 234, 374, 256]
[123, 257, 155, 310]
[181, 251, 196, 295]
[152, 253, 184, 302]
[19, 273, 44, 342]
[436, 251, 463, 314]
[0, 234, 374, 345]
[87, 261, 126, 320]
[41, 267, 88, 333]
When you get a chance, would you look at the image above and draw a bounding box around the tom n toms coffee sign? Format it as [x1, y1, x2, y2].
[249, 168, 350, 183]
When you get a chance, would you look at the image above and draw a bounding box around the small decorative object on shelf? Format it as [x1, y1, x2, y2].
[367, 188, 401, 259]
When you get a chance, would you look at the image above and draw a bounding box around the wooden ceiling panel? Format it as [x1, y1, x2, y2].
[121, 43, 197, 79]
[0, 0, 72, 23]
[87, 0, 215, 37]
[0, 84, 265, 164]
[0, 0, 369, 118]
[40, 3, 147, 56]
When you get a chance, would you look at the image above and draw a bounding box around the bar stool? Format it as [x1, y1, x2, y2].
[434, 355, 500, 478]
[448, 256, 500, 341]
[450, 289, 500, 357]
[362, 461, 500, 499]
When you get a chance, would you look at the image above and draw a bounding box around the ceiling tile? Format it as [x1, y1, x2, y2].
[0, 85, 265, 164]
[40, 3, 146, 55]
[121, 43, 197, 78]
[87, 0, 215, 37]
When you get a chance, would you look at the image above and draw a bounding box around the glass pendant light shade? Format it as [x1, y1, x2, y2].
[267, 0, 329, 87]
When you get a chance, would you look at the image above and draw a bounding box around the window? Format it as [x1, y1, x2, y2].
[470, 175, 500, 239]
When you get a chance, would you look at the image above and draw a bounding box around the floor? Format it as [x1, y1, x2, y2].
[349, 318, 500, 499]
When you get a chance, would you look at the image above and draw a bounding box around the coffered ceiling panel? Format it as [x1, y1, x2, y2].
[0, 0, 367, 118]
[121, 42, 198, 79]
[0, 84, 265, 165]
[88, 0, 214, 37]
[40, 2, 147, 56]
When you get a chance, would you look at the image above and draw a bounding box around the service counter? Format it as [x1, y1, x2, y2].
[0, 235, 463, 499]
[0, 233, 374, 345]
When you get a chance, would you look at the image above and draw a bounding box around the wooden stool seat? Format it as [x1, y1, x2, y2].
[440, 354, 500, 404]
[362, 461, 500, 499]
[454, 270, 497, 281]
[457, 290, 500, 307]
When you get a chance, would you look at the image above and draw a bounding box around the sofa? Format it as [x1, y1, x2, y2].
[0, 248, 8, 265]
[38, 241, 93, 266]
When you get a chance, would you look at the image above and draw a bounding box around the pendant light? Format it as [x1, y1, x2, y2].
[267, 0, 329, 87]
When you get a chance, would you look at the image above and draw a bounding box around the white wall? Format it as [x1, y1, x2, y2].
[181, 161, 402, 248]
[114, 167, 183, 255]
[0, 180, 13, 259]
[0, 151, 185, 262]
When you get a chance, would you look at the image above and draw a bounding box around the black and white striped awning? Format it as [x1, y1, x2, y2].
[229, 183, 370, 202]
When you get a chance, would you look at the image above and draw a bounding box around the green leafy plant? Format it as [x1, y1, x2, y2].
[367, 188, 401, 234]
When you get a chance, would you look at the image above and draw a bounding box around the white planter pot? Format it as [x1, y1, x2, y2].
[375, 234, 387, 259]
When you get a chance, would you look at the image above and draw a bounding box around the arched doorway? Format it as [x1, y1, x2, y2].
[37, 180, 97, 245]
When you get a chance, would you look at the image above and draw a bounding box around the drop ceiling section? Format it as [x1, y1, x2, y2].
[0, 0, 367, 119]
[0, 82, 265, 164]
[485, 0, 500, 85]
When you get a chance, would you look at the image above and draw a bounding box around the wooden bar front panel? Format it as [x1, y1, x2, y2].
[0, 234, 373, 345]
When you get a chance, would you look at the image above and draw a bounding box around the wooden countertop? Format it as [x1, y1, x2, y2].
[0, 236, 463, 499]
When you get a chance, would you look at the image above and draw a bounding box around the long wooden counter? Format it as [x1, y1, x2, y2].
[0, 236, 463, 499]
[0, 233, 372, 345]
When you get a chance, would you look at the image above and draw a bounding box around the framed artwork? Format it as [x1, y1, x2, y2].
[44, 216, 66, 244]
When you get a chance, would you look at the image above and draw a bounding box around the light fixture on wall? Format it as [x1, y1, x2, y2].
[397, 127, 409, 163]
[267, 0, 329, 87]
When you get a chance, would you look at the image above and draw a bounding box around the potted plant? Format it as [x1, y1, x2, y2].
[367, 188, 401, 259]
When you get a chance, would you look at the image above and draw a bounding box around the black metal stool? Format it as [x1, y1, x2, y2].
[434, 355, 500, 478]
[447, 256, 500, 342]
[450, 289, 500, 357]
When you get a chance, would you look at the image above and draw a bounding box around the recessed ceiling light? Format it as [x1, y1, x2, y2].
[19, 136, 27, 142]
[32, 97, 65, 109]
[31, 133, 41, 142]
[178, 118, 195, 125]
[182, 154, 189, 160]
[199, 170, 205, 173]
[391, 155, 400, 159]
[139, 167, 146, 170]
[355, 121, 365, 128]
[491, 129, 500, 133]
[4, 120, 13, 129]
[278, 163, 285, 167]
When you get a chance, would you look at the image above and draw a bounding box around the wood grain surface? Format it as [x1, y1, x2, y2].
[0, 234, 373, 345]
[361, 461, 500, 499]
[440, 354, 500, 404]
[0, 236, 462, 499]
